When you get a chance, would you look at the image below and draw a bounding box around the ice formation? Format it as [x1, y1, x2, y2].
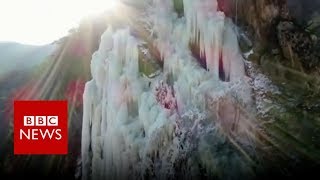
[82, 0, 256, 179]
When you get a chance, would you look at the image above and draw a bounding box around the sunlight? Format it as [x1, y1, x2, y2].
[0, 0, 119, 45]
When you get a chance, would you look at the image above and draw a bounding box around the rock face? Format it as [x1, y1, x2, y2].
[222, 0, 319, 72]
[277, 21, 316, 71]
[224, 0, 288, 41]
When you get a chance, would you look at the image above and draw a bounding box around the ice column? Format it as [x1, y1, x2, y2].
[82, 26, 176, 179]
[183, 0, 245, 81]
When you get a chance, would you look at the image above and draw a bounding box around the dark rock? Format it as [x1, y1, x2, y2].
[238, 32, 253, 53]
[277, 21, 317, 71]
[271, 49, 280, 55]
[222, 0, 288, 41]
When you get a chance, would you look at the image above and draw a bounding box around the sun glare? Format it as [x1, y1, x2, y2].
[0, 0, 119, 45]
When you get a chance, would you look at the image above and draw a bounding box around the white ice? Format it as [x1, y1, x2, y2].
[82, 0, 254, 179]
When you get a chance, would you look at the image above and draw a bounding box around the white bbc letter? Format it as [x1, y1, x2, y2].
[47, 116, 58, 126]
[24, 116, 34, 126]
[36, 116, 47, 126]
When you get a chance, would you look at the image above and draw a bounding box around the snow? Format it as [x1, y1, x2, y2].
[82, 0, 256, 179]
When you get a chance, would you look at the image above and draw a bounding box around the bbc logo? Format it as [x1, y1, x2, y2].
[14, 101, 67, 154]
[24, 116, 58, 126]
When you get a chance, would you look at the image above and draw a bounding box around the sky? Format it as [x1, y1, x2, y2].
[0, 0, 117, 45]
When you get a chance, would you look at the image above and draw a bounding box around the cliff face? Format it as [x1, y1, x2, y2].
[225, 0, 319, 40]
[222, 0, 319, 73]
[79, 1, 320, 179]
[223, 0, 287, 40]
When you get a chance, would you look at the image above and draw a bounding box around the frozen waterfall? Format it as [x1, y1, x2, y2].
[82, 0, 255, 179]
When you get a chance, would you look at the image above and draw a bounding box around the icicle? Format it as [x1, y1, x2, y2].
[82, 26, 115, 180]
[81, 80, 94, 180]
[182, 0, 246, 81]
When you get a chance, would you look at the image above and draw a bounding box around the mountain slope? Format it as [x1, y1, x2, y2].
[0, 42, 56, 77]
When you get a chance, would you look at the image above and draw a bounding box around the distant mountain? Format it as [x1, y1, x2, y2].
[0, 42, 56, 77]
